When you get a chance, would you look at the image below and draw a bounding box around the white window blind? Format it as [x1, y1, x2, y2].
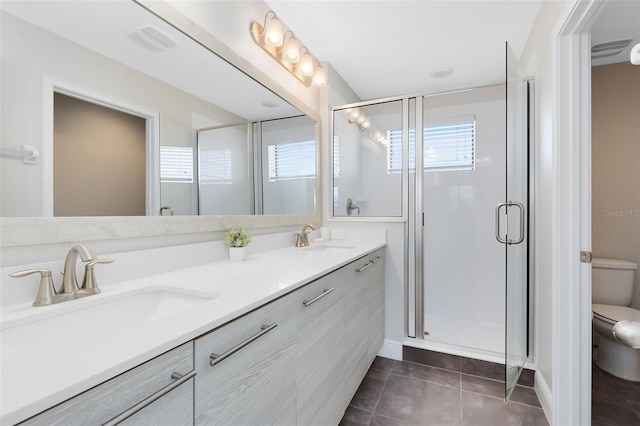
[333, 134, 340, 178]
[387, 120, 475, 173]
[199, 148, 232, 184]
[268, 139, 316, 182]
[160, 146, 193, 183]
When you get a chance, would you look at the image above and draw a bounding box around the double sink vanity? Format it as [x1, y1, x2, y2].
[1, 232, 386, 425]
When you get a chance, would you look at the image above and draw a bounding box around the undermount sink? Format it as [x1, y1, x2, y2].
[301, 245, 355, 253]
[1, 287, 217, 352]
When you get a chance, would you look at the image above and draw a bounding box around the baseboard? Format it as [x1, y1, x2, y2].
[377, 339, 403, 360]
[535, 370, 552, 424]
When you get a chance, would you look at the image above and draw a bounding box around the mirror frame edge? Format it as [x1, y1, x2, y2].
[1, 0, 322, 248]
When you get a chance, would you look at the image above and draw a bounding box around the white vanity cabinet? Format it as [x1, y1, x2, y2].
[192, 247, 385, 426]
[20, 343, 194, 426]
[194, 295, 298, 425]
[14, 246, 385, 426]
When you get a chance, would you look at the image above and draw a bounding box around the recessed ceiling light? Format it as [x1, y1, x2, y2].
[430, 67, 454, 79]
[261, 100, 280, 108]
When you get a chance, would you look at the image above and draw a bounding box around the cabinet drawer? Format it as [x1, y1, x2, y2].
[194, 295, 297, 425]
[120, 377, 193, 426]
[22, 343, 194, 426]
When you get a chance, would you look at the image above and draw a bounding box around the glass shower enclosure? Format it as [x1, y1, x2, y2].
[331, 47, 529, 398]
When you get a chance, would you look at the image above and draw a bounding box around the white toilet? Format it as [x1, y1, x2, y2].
[592, 257, 640, 381]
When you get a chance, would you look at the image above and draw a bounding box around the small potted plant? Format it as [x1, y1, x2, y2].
[225, 226, 252, 261]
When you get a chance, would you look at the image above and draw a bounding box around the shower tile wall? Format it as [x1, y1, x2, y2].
[423, 86, 506, 353]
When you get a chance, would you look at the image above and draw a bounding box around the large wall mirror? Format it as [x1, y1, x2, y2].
[0, 0, 319, 243]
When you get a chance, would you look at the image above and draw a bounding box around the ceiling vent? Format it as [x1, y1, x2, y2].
[591, 39, 633, 59]
[128, 25, 177, 51]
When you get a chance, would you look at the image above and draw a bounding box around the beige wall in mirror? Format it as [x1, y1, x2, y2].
[0, 0, 321, 246]
[54, 93, 147, 217]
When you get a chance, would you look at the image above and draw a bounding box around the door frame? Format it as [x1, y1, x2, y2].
[43, 76, 160, 216]
[553, 0, 608, 424]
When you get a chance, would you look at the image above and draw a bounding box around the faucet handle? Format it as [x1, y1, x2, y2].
[9, 269, 57, 307]
[81, 258, 114, 294]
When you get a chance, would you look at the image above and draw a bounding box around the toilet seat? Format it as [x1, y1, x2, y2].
[592, 303, 640, 381]
[593, 303, 640, 324]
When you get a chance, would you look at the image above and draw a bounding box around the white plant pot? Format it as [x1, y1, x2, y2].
[229, 247, 246, 262]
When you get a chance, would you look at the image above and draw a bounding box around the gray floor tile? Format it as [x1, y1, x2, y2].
[375, 374, 462, 425]
[340, 406, 373, 426]
[510, 385, 542, 408]
[592, 363, 640, 424]
[517, 369, 535, 387]
[461, 391, 548, 426]
[403, 346, 461, 371]
[369, 413, 408, 425]
[460, 358, 504, 381]
[461, 374, 503, 399]
[392, 361, 460, 389]
[350, 368, 389, 412]
[591, 398, 640, 426]
[462, 374, 542, 408]
[372, 356, 396, 373]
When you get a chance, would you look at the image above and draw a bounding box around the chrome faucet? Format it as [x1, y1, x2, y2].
[9, 244, 113, 307]
[295, 224, 317, 247]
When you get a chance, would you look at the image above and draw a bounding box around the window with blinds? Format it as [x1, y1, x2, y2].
[199, 148, 232, 184]
[333, 134, 340, 178]
[267, 139, 316, 182]
[387, 120, 475, 173]
[160, 146, 193, 183]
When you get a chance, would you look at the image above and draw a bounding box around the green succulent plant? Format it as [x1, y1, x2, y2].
[225, 226, 252, 248]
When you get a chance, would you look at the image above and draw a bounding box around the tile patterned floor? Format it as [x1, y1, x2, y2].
[340, 357, 548, 426]
[591, 363, 640, 426]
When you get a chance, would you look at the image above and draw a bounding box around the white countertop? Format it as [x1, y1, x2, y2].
[0, 234, 385, 425]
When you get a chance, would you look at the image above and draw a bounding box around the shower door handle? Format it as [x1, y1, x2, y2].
[495, 202, 525, 245]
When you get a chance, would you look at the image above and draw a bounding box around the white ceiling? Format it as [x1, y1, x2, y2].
[269, 0, 640, 101]
[267, 0, 544, 100]
[4, 0, 636, 117]
[1, 0, 301, 122]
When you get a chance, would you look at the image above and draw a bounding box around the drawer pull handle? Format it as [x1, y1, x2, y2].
[210, 322, 278, 367]
[303, 287, 335, 307]
[371, 256, 383, 264]
[357, 261, 374, 273]
[102, 369, 196, 426]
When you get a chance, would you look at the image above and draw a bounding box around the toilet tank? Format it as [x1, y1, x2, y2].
[592, 257, 638, 306]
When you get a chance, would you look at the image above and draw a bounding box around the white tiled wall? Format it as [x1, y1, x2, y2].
[422, 85, 506, 354]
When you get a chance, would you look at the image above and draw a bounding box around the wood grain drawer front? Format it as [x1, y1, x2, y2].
[194, 295, 297, 426]
[120, 377, 193, 426]
[367, 253, 385, 359]
[21, 343, 194, 426]
[296, 267, 348, 426]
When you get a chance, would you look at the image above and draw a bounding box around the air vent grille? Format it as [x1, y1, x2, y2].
[128, 25, 177, 51]
[591, 38, 633, 59]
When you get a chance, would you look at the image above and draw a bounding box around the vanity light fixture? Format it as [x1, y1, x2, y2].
[282, 32, 300, 63]
[251, 11, 326, 87]
[345, 108, 370, 133]
[263, 11, 283, 47]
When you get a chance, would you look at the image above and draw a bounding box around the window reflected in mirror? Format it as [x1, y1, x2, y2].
[196, 115, 316, 216]
[332, 100, 404, 218]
